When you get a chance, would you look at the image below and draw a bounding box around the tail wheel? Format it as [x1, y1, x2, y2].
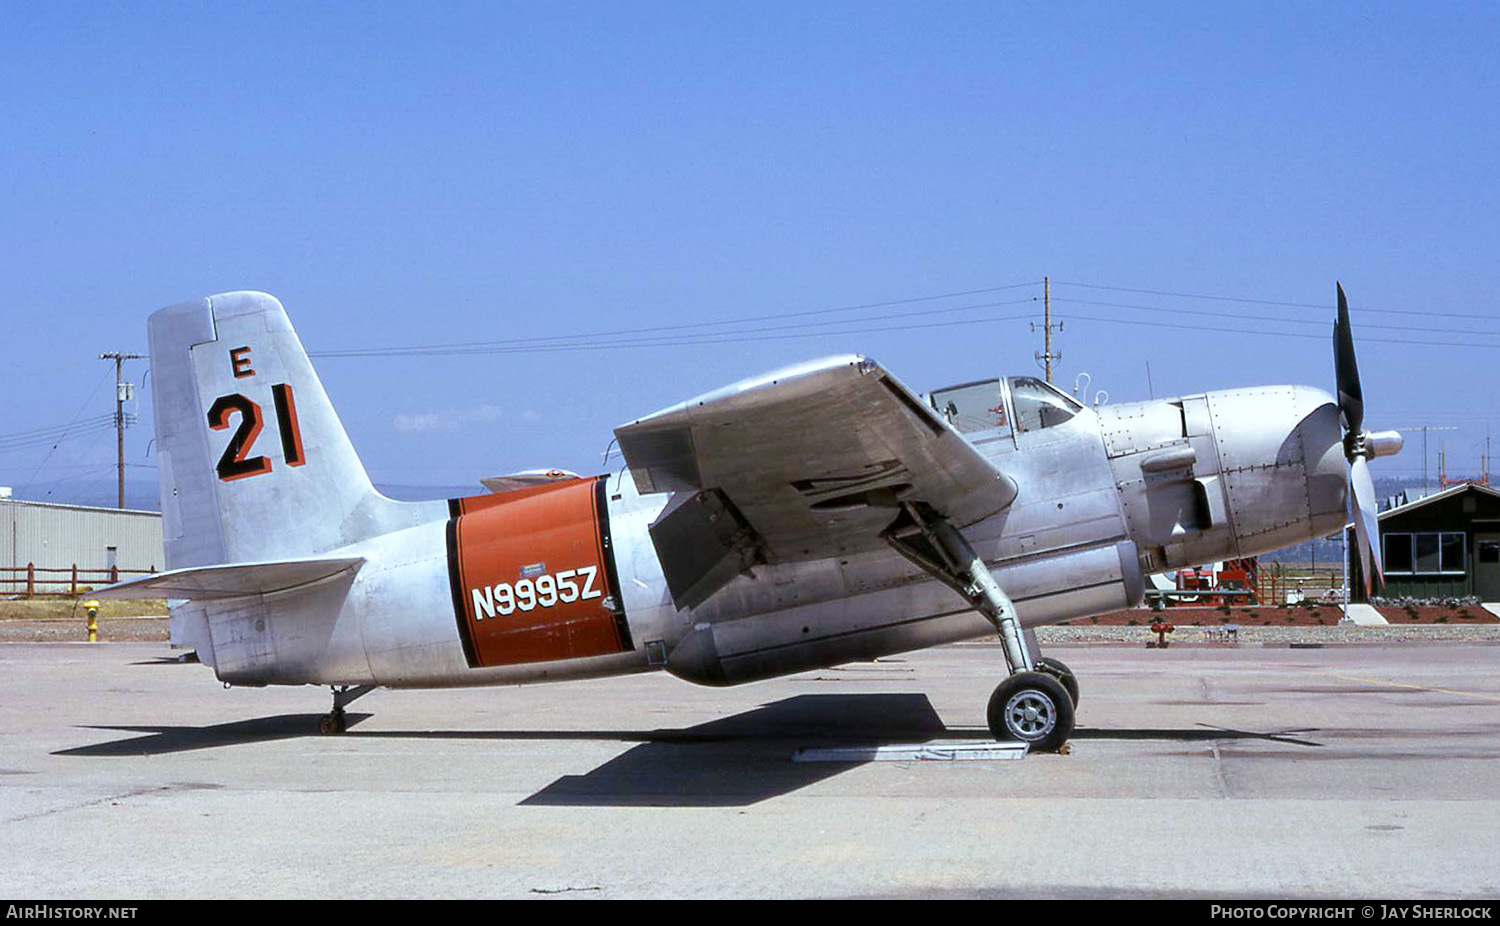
[987, 671, 1074, 752]
[1035, 656, 1080, 706]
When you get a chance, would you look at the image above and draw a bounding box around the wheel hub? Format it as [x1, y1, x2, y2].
[1005, 690, 1056, 738]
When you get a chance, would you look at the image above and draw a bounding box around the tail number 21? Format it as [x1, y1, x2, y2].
[207, 384, 306, 481]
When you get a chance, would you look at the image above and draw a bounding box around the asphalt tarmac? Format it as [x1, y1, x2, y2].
[2, 640, 1498, 899]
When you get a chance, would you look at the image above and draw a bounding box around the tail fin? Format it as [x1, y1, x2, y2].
[150, 291, 420, 569]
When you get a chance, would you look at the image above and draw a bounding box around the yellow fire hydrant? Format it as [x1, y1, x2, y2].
[83, 600, 100, 643]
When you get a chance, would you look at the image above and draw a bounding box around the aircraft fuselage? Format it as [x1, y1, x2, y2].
[176, 382, 1347, 691]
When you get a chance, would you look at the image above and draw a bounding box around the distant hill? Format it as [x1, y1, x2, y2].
[374, 484, 489, 503]
[5, 473, 162, 512]
[1258, 476, 1431, 566]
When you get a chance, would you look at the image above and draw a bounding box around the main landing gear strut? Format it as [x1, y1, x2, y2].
[886, 503, 1077, 752]
[319, 684, 375, 735]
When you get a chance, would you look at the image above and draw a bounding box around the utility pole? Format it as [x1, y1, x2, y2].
[100, 352, 144, 510]
[1032, 275, 1062, 383]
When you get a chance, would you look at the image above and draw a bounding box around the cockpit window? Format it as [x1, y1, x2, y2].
[1007, 376, 1082, 432]
[928, 379, 1008, 434]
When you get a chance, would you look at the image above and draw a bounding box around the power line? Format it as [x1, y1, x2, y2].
[1049, 296, 1500, 340]
[0, 415, 117, 441]
[1048, 309, 1500, 350]
[1051, 279, 1500, 321]
[17, 367, 112, 496]
[306, 275, 1500, 362]
[313, 297, 1044, 358]
[0, 416, 117, 451]
[310, 280, 1043, 359]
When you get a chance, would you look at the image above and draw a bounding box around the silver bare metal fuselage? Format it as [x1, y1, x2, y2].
[190, 384, 1347, 691]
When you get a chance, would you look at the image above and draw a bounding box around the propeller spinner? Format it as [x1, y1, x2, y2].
[1334, 283, 1403, 597]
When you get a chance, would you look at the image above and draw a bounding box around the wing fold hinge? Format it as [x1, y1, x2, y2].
[649, 489, 768, 610]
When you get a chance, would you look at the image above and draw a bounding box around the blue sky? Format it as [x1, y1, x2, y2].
[3, 2, 1497, 506]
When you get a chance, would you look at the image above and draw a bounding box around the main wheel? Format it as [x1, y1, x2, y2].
[987, 671, 1075, 752]
[1035, 656, 1080, 706]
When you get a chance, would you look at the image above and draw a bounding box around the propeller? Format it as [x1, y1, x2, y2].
[1334, 283, 1403, 598]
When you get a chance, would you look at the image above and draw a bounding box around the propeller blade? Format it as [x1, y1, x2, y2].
[1350, 454, 1384, 597]
[1333, 281, 1365, 442]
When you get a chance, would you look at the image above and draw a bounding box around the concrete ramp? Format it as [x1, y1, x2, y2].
[1343, 603, 1389, 626]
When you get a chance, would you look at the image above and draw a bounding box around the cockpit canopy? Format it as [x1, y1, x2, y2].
[928, 376, 1082, 435]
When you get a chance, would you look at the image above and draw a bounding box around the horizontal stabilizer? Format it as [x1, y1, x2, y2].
[92, 556, 365, 600]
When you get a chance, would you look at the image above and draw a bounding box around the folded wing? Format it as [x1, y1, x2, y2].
[615, 356, 1016, 607]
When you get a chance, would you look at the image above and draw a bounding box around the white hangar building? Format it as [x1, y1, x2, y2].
[1, 489, 163, 594]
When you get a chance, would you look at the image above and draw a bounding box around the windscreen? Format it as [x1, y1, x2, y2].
[1007, 376, 1082, 432]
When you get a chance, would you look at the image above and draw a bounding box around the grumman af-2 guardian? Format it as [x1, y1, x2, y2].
[100, 285, 1400, 751]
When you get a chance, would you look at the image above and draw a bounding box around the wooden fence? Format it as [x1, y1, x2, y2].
[1, 564, 157, 597]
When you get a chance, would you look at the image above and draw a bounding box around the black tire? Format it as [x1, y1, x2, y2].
[987, 671, 1075, 752]
[1036, 656, 1080, 706]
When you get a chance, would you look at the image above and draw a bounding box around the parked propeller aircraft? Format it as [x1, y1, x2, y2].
[98, 285, 1401, 751]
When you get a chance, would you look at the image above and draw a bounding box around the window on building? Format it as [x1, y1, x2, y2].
[1384, 531, 1465, 575]
[1385, 534, 1414, 574]
[1441, 532, 1466, 573]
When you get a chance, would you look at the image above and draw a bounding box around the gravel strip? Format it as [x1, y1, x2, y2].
[7, 617, 1500, 647]
[1035, 623, 1500, 645]
[0, 617, 168, 643]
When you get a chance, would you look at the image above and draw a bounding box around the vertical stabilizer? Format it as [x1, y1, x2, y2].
[150, 291, 423, 569]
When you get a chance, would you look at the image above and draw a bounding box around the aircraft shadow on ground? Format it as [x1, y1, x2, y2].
[519, 692, 951, 807]
[54, 713, 377, 757]
[55, 694, 1321, 805]
[517, 710, 1324, 807]
[1072, 726, 1324, 748]
[55, 694, 955, 805]
[127, 656, 201, 667]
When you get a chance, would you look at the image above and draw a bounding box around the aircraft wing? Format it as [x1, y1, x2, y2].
[615, 356, 1016, 606]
